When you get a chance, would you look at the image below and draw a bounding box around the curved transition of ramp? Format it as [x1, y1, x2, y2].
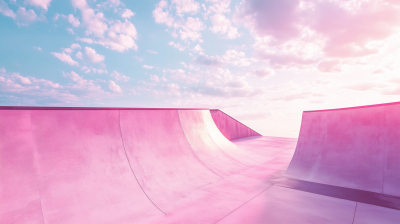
[285, 101, 400, 196]
[210, 109, 261, 140]
[0, 107, 273, 224]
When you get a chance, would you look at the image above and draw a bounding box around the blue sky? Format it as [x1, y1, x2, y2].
[1, 0, 400, 137]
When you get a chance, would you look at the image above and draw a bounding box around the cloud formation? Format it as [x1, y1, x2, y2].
[51, 52, 79, 66]
[109, 80, 122, 93]
[25, 0, 52, 10]
[85, 47, 105, 63]
[121, 9, 135, 18]
[236, 0, 400, 69]
[210, 13, 239, 39]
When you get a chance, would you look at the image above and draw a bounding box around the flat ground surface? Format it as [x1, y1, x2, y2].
[153, 136, 400, 224]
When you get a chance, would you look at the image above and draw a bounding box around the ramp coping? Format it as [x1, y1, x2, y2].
[0, 106, 209, 110]
[304, 101, 400, 113]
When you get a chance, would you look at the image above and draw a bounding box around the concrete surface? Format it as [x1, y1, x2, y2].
[285, 101, 400, 196]
[2, 103, 400, 223]
[0, 107, 295, 224]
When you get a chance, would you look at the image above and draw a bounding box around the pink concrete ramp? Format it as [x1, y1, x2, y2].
[210, 109, 261, 140]
[178, 110, 248, 176]
[119, 109, 221, 213]
[285, 101, 400, 196]
[1, 107, 273, 224]
[5, 105, 400, 223]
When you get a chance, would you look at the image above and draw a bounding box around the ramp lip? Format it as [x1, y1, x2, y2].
[303, 101, 400, 113]
[0, 106, 209, 110]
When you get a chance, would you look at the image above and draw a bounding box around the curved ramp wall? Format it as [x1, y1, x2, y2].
[285, 102, 400, 196]
[210, 110, 261, 140]
[1, 107, 263, 223]
[178, 110, 247, 177]
[119, 109, 221, 212]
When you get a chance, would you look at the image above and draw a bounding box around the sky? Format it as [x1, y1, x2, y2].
[1, 0, 400, 138]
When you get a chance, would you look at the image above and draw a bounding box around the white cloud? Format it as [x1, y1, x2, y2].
[33, 46, 42, 51]
[147, 50, 158, 54]
[76, 51, 83, 59]
[97, 0, 122, 8]
[210, 13, 239, 39]
[179, 17, 205, 42]
[318, 60, 343, 73]
[345, 82, 392, 92]
[68, 14, 80, 27]
[24, 0, 52, 10]
[133, 56, 144, 62]
[194, 54, 223, 67]
[246, 67, 275, 79]
[63, 71, 107, 98]
[0, 71, 81, 103]
[16, 7, 38, 24]
[222, 49, 252, 66]
[152, 1, 205, 42]
[153, 0, 174, 27]
[164, 68, 199, 84]
[91, 68, 107, 74]
[193, 44, 203, 52]
[51, 52, 79, 66]
[1, 1, 47, 24]
[81, 66, 90, 73]
[205, 0, 231, 15]
[111, 70, 130, 82]
[227, 79, 248, 88]
[85, 47, 105, 63]
[71, 43, 81, 49]
[13, 73, 32, 84]
[143, 65, 154, 69]
[72, 0, 108, 37]
[169, 41, 186, 51]
[63, 48, 73, 53]
[109, 80, 122, 93]
[79, 66, 107, 74]
[167, 83, 181, 96]
[95, 19, 138, 52]
[150, 75, 160, 82]
[67, 28, 75, 34]
[0, 0, 16, 19]
[53, 12, 61, 21]
[172, 0, 200, 16]
[121, 9, 135, 18]
[76, 37, 93, 44]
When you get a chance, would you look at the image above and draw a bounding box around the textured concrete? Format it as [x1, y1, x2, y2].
[0, 107, 295, 223]
[0, 110, 43, 224]
[3, 103, 400, 223]
[353, 203, 400, 224]
[216, 186, 357, 224]
[285, 102, 400, 195]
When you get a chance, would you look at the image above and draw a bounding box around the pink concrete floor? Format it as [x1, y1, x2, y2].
[2, 104, 400, 223]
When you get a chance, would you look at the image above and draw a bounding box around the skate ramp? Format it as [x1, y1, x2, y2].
[285, 102, 400, 196]
[1, 107, 275, 224]
[119, 109, 221, 212]
[0, 109, 165, 224]
[210, 109, 261, 140]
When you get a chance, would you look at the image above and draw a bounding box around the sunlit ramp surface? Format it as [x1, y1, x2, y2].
[1, 104, 400, 223]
